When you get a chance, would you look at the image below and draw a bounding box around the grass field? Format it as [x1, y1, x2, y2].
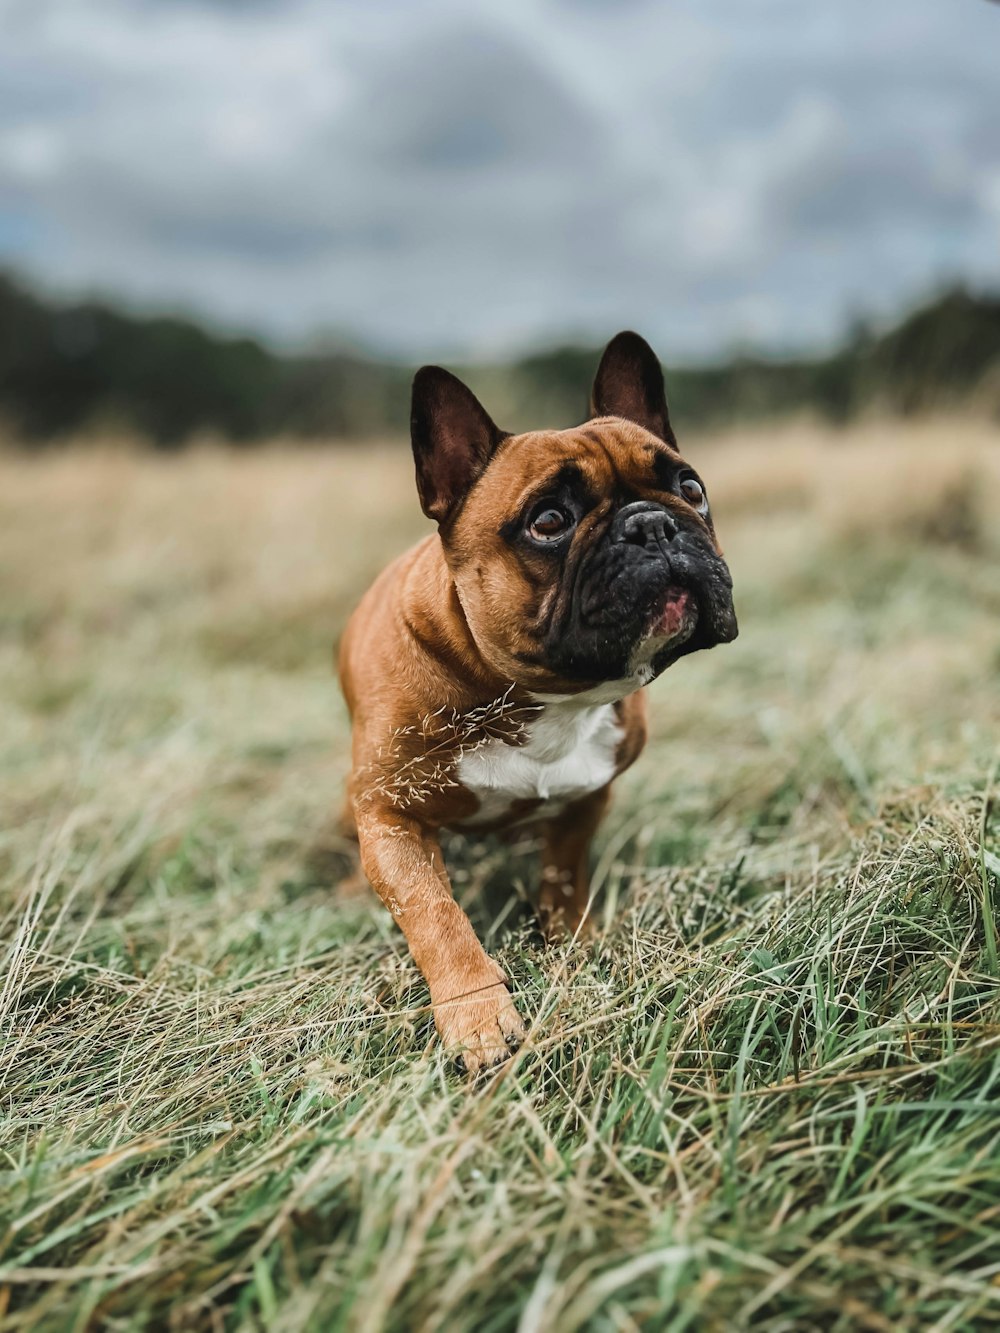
[2, 420, 1000, 1331]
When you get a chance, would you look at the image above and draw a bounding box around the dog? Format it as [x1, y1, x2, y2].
[338, 332, 737, 1074]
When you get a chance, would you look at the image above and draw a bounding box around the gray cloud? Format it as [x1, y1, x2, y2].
[0, 0, 998, 359]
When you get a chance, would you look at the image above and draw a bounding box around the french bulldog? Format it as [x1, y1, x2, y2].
[338, 332, 737, 1073]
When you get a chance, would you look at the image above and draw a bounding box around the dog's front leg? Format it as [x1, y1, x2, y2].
[355, 806, 525, 1074]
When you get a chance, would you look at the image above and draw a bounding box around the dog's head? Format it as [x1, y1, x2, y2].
[411, 331, 737, 696]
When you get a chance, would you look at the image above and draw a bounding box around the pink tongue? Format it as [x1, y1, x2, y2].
[652, 587, 691, 637]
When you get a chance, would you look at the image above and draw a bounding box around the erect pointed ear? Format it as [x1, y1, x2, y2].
[410, 366, 508, 524]
[590, 331, 677, 447]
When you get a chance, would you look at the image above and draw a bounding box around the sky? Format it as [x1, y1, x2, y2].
[1, 0, 999, 362]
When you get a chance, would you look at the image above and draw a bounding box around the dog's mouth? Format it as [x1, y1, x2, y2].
[631, 584, 699, 673]
[648, 584, 697, 641]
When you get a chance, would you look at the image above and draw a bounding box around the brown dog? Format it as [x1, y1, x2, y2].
[338, 332, 737, 1073]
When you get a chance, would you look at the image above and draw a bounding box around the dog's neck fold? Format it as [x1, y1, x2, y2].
[399, 536, 512, 700]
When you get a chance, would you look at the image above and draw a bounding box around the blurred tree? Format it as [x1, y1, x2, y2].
[1, 272, 998, 446]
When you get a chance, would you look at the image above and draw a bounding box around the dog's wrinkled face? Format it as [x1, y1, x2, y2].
[410, 332, 737, 694]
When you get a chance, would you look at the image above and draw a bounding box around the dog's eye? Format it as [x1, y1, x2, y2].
[528, 505, 573, 541]
[679, 476, 708, 513]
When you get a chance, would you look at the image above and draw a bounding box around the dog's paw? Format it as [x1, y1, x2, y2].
[537, 901, 598, 946]
[431, 962, 526, 1077]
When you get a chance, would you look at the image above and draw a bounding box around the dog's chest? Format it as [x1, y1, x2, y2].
[454, 702, 622, 827]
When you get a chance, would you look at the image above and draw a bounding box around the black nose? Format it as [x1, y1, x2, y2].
[612, 500, 678, 550]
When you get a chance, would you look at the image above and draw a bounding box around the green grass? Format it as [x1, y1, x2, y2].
[1, 430, 1000, 1331]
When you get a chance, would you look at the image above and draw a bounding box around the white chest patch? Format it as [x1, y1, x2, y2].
[454, 700, 622, 827]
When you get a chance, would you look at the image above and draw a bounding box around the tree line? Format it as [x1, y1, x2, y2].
[1, 271, 998, 447]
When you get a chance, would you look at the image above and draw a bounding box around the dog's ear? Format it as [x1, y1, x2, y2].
[411, 367, 508, 524]
[590, 331, 677, 447]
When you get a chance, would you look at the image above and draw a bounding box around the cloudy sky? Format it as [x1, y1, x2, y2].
[1, 0, 999, 361]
